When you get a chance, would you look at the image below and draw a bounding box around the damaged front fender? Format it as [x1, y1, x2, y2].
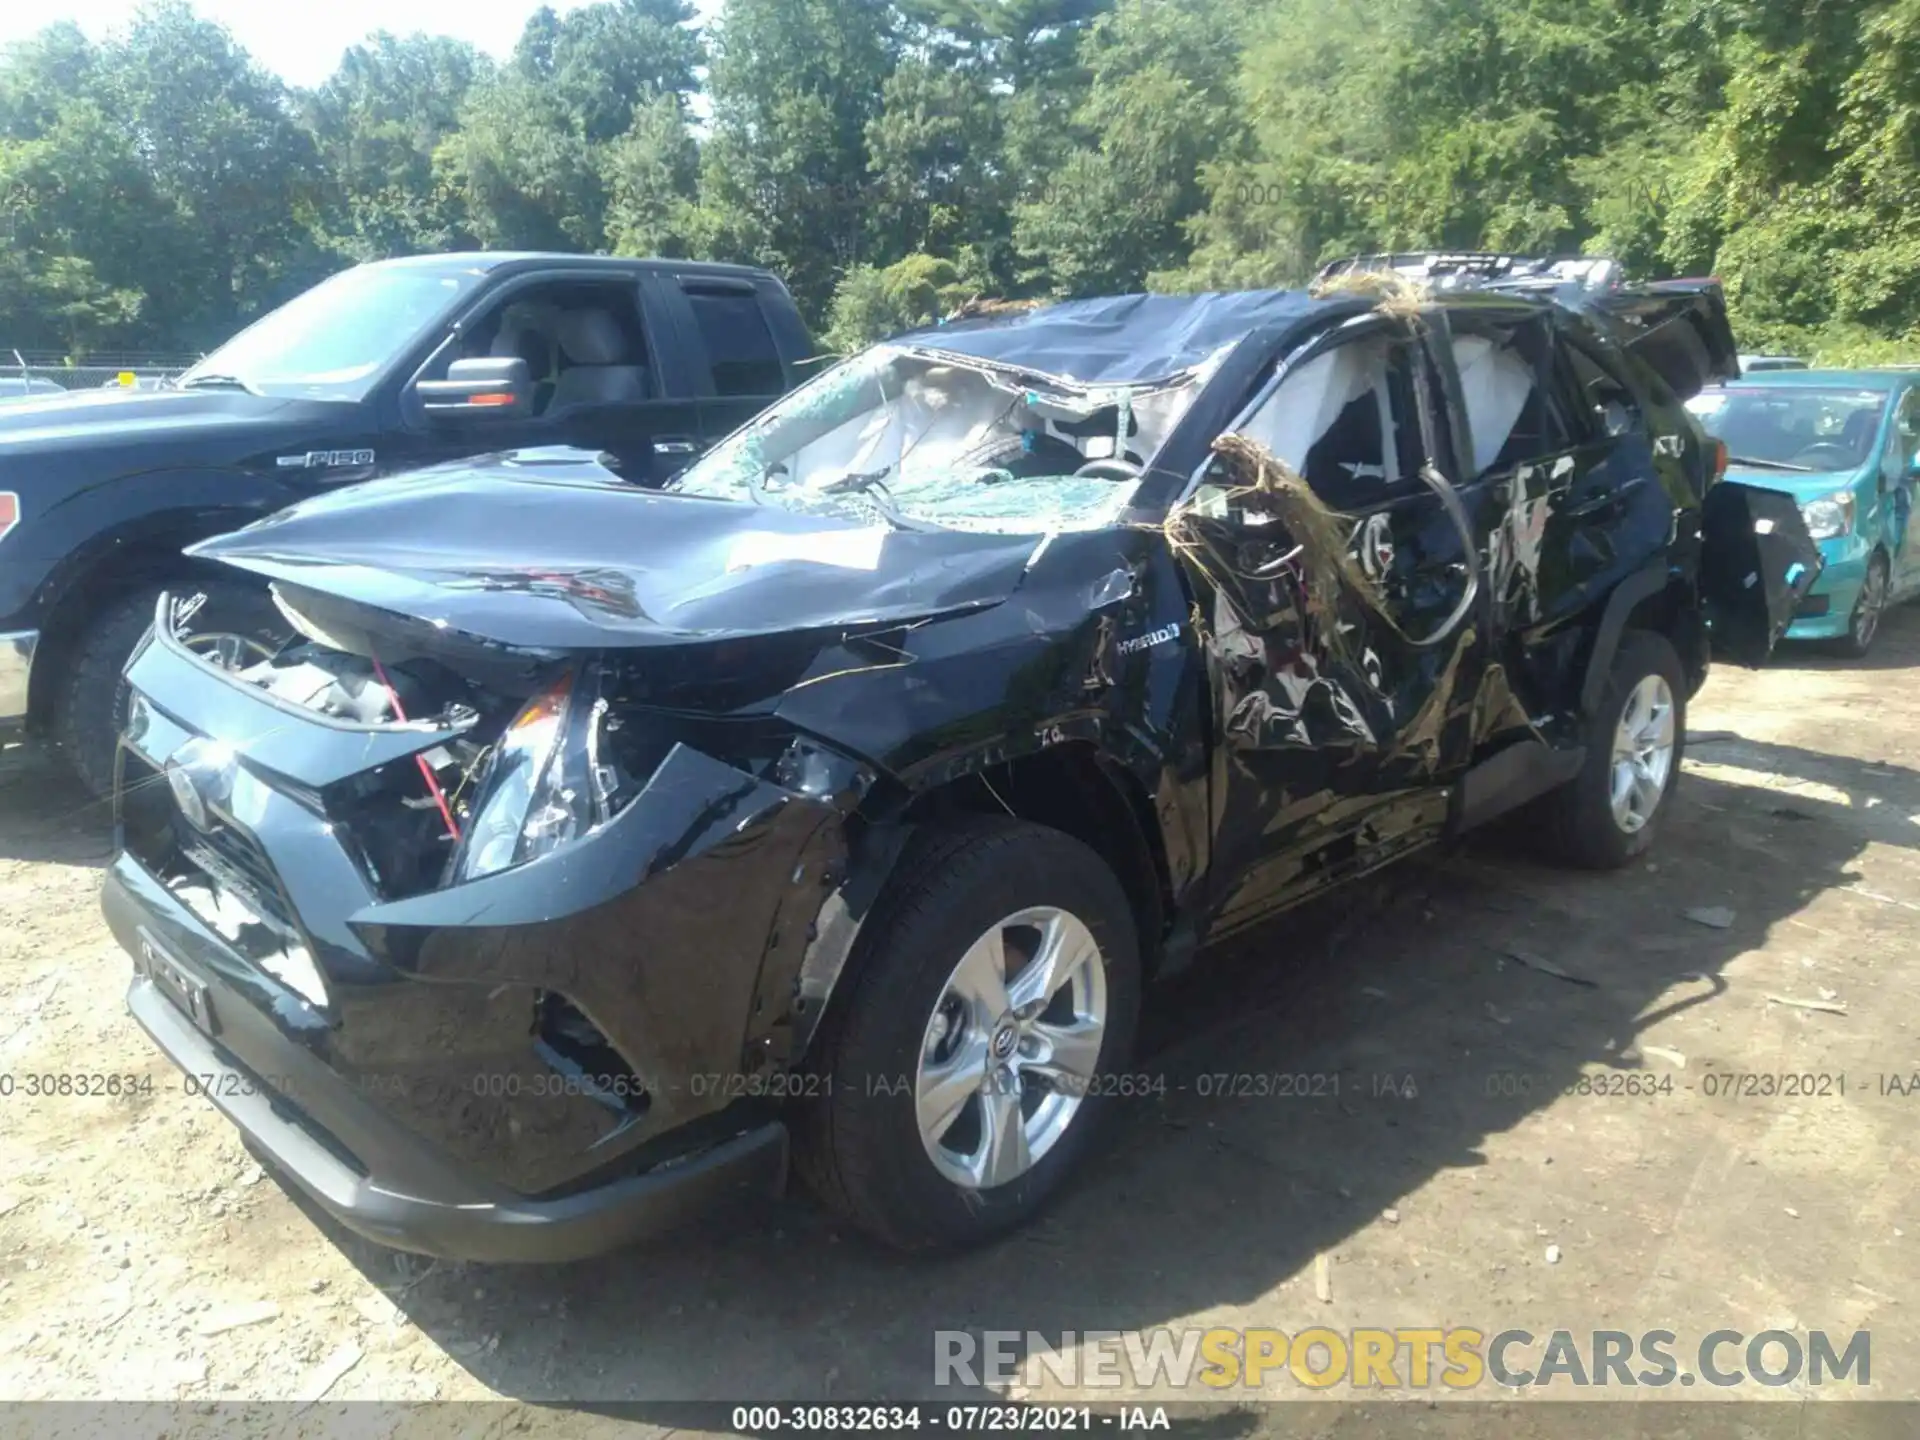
[338, 739, 869, 1189]
[118, 615, 882, 1195]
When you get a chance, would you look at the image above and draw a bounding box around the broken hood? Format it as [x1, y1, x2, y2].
[186, 459, 1042, 652]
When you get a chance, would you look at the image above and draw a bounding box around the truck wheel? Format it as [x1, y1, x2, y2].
[1832, 552, 1890, 659]
[55, 582, 285, 799]
[794, 817, 1140, 1252]
[1538, 629, 1686, 870]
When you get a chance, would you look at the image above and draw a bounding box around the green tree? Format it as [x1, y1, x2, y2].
[436, 0, 704, 255]
[1013, 0, 1243, 295]
[517, 0, 702, 145]
[306, 33, 488, 258]
[693, 0, 901, 318]
[823, 251, 964, 351]
[102, 1, 333, 344]
[435, 72, 605, 250]
[602, 92, 701, 257]
[865, 61, 1008, 271]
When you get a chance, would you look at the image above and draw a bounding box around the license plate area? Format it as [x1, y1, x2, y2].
[136, 928, 219, 1036]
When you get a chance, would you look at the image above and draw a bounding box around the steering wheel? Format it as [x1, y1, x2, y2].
[1074, 458, 1145, 482]
[1791, 443, 1856, 468]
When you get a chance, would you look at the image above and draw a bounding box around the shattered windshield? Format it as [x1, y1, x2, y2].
[670, 343, 1221, 532]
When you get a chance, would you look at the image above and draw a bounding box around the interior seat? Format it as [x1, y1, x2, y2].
[1838, 408, 1880, 463]
[548, 309, 651, 416]
[490, 313, 558, 412]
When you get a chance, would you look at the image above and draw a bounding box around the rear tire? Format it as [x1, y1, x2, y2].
[793, 817, 1140, 1252]
[1536, 629, 1686, 870]
[55, 581, 286, 799]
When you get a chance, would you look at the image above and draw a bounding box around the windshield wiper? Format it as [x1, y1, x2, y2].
[178, 373, 257, 393]
[817, 467, 939, 532]
[1725, 454, 1813, 472]
[820, 467, 896, 495]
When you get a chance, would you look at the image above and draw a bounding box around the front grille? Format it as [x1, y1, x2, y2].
[1795, 593, 1832, 619]
[122, 744, 302, 939]
[180, 824, 299, 935]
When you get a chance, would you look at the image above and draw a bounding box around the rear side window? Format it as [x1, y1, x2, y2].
[683, 287, 785, 397]
[1562, 337, 1643, 442]
[1450, 317, 1578, 477]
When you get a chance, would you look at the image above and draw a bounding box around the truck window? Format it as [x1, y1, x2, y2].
[445, 280, 655, 418]
[1232, 332, 1426, 510]
[683, 287, 785, 398]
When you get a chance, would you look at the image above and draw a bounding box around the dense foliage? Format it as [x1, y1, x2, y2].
[3, 0, 1918, 361]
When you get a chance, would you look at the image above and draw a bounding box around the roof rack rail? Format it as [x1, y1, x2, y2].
[1315, 252, 1629, 293]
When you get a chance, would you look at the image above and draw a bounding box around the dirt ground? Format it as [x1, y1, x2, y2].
[4, 610, 1920, 1435]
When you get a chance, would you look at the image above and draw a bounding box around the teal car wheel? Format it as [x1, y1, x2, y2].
[1835, 552, 1890, 658]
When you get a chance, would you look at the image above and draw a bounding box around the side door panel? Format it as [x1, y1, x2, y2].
[650, 274, 795, 461]
[1699, 481, 1824, 665]
[1173, 320, 1492, 934]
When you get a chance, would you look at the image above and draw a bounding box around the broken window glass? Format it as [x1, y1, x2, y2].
[1564, 339, 1641, 440]
[1231, 334, 1424, 510]
[1450, 322, 1578, 477]
[671, 343, 1224, 532]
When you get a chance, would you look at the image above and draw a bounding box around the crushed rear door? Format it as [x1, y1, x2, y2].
[1698, 479, 1824, 666]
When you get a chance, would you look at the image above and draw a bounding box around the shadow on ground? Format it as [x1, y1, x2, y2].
[0, 742, 115, 867]
[264, 736, 1912, 1408]
[10, 653, 1906, 1411]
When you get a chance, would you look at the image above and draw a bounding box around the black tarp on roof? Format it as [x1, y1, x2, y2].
[894, 291, 1330, 386]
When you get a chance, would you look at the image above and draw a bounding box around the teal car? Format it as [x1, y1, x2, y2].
[1687, 372, 1920, 656]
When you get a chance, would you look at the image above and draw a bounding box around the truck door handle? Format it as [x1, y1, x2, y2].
[652, 437, 700, 456]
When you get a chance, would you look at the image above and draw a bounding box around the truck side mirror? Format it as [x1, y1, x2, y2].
[414, 357, 532, 420]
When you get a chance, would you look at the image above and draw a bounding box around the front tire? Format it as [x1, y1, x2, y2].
[794, 817, 1141, 1252]
[1832, 552, 1890, 659]
[1537, 629, 1686, 870]
[54, 581, 286, 799]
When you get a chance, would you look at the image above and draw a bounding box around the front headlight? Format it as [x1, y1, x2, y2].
[454, 667, 624, 881]
[1800, 491, 1855, 541]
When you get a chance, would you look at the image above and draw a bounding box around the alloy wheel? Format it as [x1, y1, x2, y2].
[1609, 673, 1676, 835]
[1853, 559, 1889, 651]
[914, 906, 1107, 1190]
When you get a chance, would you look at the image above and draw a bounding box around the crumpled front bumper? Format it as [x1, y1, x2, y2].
[104, 615, 859, 1260]
[108, 858, 788, 1262]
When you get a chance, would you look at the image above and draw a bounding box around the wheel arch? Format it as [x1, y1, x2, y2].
[790, 741, 1173, 1066]
[27, 516, 263, 725]
[1579, 561, 1703, 716]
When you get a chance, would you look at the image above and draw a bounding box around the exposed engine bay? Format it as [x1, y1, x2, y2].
[165, 580, 821, 907]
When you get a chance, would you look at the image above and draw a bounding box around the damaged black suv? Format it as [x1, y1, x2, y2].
[104, 277, 1818, 1260]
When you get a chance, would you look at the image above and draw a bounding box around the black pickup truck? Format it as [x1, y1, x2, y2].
[0, 252, 811, 793]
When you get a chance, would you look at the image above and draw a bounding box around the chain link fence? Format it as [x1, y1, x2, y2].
[4, 348, 202, 396]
